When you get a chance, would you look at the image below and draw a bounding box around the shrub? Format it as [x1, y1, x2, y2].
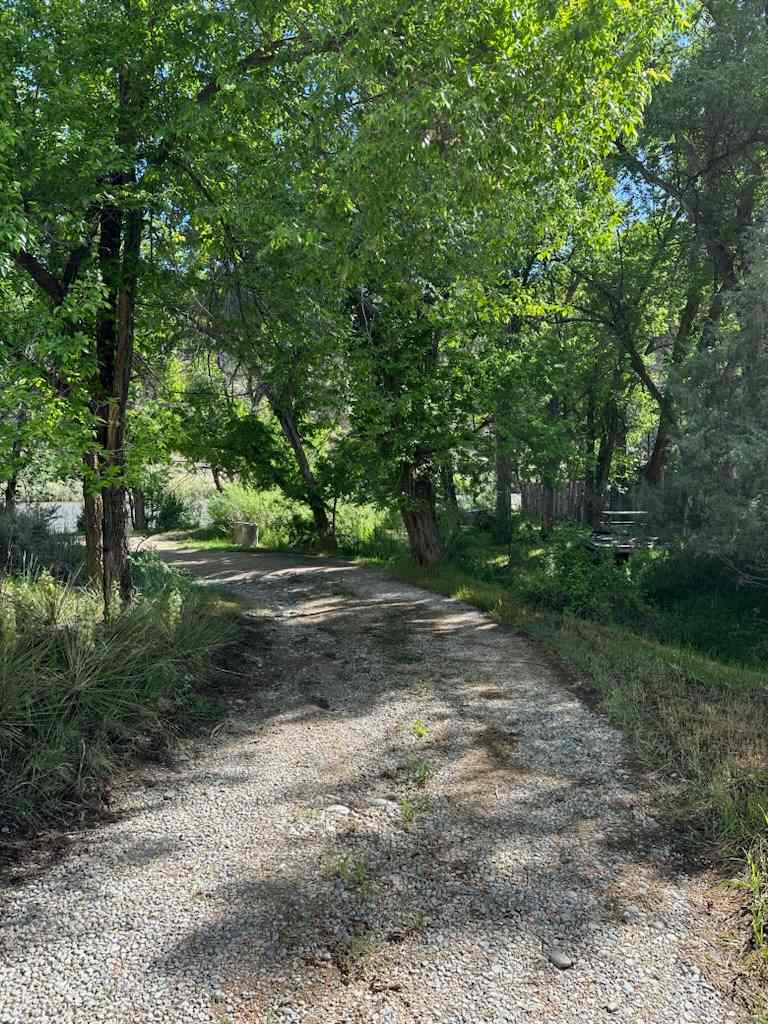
[207, 484, 397, 553]
[141, 470, 198, 531]
[520, 524, 647, 623]
[154, 491, 196, 531]
[640, 552, 768, 666]
[0, 562, 234, 827]
[0, 510, 85, 581]
[334, 503, 402, 557]
[207, 485, 305, 545]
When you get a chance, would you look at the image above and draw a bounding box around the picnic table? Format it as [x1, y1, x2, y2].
[587, 510, 654, 562]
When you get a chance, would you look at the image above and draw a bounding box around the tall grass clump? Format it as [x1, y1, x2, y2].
[0, 550, 235, 828]
[0, 509, 85, 580]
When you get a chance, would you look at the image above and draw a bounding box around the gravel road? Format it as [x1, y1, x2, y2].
[0, 544, 747, 1024]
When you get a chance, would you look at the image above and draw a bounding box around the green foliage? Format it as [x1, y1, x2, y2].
[129, 549, 195, 599]
[204, 483, 397, 553]
[0, 563, 234, 826]
[667, 228, 768, 577]
[521, 525, 647, 623]
[0, 510, 85, 580]
[207, 485, 307, 547]
[409, 718, 430, 740]
[411, 759, 433, 788]
[640, 554, 768, 666]
[740, 817, 768, 968]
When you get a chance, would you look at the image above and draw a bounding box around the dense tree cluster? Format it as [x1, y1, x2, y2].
[2, 0, 767, 602]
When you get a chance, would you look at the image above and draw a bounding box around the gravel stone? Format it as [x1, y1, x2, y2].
[547, 948, 575, 970]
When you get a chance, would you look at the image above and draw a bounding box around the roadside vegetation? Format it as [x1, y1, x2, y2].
[0, 512, 237, 835]
[2, 0, 767, 1004]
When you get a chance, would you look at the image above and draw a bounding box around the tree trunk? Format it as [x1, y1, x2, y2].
[440, 459, 460, 525]
[643, 279, 702, 484]
[399, 462, 441, 566]
[541, 482, 555, 536]
[494, 429, 513, 541]
[211, 467, 224, 493]
[131, 488, 147, 531]
[643, 402, 672, 485]
[94, 197, 141, 611]
[272, 402, 335, 545]
[82, 454, 103, 587]
[541, 397, 559, 536]
[4, 473, 18, 514]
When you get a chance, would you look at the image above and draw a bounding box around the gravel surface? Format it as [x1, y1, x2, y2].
[0, 545, 747, 1024]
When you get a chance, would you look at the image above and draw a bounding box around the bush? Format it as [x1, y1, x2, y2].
[519, 524, 647, 623]
[207, 484, 397, 553]
[334, 503, 403, 558]
[0, 510, 85, 581]
[153, 491, 196, 532]
[640, 552, 768, 666]
[0, 561, 234, 827]
[207, 485, 306, 545]
[141, 470, 198, 531]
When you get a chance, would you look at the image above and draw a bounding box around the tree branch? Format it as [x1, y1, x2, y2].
[12, 250, 65, 303]
[195, 28, 353, 105]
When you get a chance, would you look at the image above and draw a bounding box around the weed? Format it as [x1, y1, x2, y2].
[336, 930, 383, 971]
[400, 798, 416, 828]
[411, 759, 433, 788]
[322, 854, 371, 891]
[402, 909, 426, 932]
[733, 809, 768, 968]
[399, 794, 433, 828]
[296, 807, 321, 821]
[409, 719, 430, 740]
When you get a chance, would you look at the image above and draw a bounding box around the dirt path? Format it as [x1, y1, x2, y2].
[0, 543, 745, 1024]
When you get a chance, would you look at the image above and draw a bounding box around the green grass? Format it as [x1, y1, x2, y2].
[0, 553, 238, 831]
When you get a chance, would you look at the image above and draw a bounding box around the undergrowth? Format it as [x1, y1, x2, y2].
[0, 545, 237, 830]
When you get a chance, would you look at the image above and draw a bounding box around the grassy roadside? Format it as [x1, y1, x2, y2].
[0, 551, 242, 845]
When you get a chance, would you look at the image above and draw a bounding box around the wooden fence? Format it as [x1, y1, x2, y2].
[520, 483, 642, 523]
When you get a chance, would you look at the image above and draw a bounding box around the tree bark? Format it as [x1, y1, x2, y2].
[82, 454, 103, 586]
[272, 402, 335, 545]
[494, 428, 513, 541]
[131, 489, 147, 531]
[643, 401, 672, 485]
[643, 278, 702, 484]
[399, 461, 442, 566]
[4, 473, 18, 514]
[440, 460, 460, 518]
[94, 196, 141, 610]
[541, 397, 559, 536]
